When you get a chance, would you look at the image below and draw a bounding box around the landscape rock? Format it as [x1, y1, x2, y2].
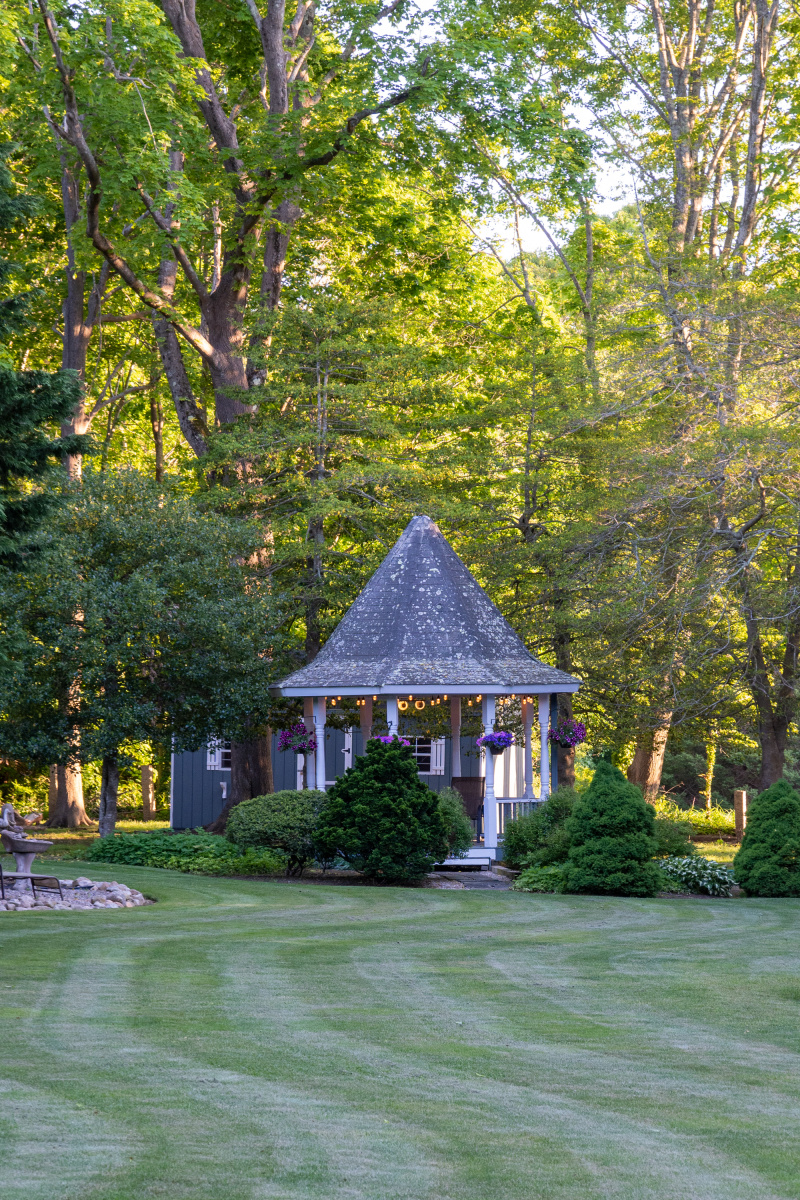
[0, 878, 150, 913]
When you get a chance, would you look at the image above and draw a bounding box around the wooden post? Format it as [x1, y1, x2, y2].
[141, 765, 156, 818]
[734, 789, 747, 840]
[450, 697, 462, 777]
[359, 695, 373, 747]
[386, 696, 399, 737]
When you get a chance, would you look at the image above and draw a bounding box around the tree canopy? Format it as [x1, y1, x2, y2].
[1, 0, 800, 816]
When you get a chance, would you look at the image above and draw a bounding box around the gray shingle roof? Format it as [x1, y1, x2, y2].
[275, 515, 580, 694]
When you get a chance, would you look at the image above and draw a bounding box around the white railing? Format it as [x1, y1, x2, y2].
[497, 800, 536, 836]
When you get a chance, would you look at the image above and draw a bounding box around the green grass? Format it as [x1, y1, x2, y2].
[1, 864, 799, 1200]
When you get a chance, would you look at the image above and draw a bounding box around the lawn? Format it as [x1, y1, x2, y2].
[1, 867, 799, 1200]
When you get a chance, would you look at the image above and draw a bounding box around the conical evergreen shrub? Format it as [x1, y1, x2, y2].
[314, 737, 450, 882]
[562, 761, 662, 896]
[733, 780, 800, 897]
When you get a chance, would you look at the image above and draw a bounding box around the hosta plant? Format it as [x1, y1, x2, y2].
[659, 856, 735, 897]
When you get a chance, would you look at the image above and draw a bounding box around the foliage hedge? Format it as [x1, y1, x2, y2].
[562, 761, 662, 897]
[502, 787, 576, 868]
[733, 781, 800, 896]
[84, 830, 285, 876]
[226, 789, 327, 875]
[315, 738, 450, 881]
[512, 864, 567, 893]
[653, 795, 735, 836]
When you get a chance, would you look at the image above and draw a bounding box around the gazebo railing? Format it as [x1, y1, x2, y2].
[497, 801, 535, 835]
[472, 801, 538, 844]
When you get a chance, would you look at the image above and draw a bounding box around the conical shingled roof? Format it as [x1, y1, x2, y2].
[275, 515, 580, 694]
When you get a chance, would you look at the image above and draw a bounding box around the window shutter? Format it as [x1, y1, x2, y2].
[206, 745, 220, 771]
[430, 738, 445, 776]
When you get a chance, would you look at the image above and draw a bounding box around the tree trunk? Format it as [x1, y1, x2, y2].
[627, 712, 672, 802]
[757, 716, 786, 791]
[556, 694, 576, 788]
[98, 754, 120, 837]
[206, 731, 274, 832]
[46, 763, 91, 828]
[149, 389, 164, 483]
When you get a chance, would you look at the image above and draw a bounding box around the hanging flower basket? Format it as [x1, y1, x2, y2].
[277, 723, 317, 754]
[548, 718, 587, 749]
[370, 734, 411, 748]
[476, 730, 514, 755]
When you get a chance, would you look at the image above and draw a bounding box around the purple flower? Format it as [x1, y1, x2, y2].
[278, 723, 317, 754]
[476, 730, 514, 751]
[548, 719, 586, 748]
[370, 735, 412, 748]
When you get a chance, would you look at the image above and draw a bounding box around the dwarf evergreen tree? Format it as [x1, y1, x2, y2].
[733, 781, 800, 897]
[562, 761, 662, 896]
[314, 738, 450, 882]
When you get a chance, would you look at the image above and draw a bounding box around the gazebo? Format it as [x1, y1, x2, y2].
[272, 515, 580, 859]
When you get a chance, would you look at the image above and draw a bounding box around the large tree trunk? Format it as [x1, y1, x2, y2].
[46, 763, 91, 828]
[98, 754, 120, 837]
[556, 695, 576, 788]
[627, 711, 672, 802]
[206, 731, 274, 833]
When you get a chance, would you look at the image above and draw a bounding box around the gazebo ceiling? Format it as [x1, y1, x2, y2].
[274, 515, 581, 697]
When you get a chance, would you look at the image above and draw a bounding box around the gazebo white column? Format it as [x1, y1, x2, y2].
[450, 697, 462, 777]
[522, 698, 535, 800]
[386, 696, 399, 737]
[538, 694, 550, 801]
[313, 696, 327, 791]
[303, 697, 315, 789]
[482, 694, 498, 850]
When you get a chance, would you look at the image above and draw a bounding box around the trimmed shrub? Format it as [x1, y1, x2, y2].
[512, 864, 566, 893]
[226, 789, 327, 876]
[84, 830, 284, 876]
[733, 780, 800, 896]
[562, 761, 662, 897]
[653, 816, 695, 859]
[502, 786, 576, 868]
[437, 786, 473, 858]
[659, 856, 734, 896]
[314, 738, 450, 882]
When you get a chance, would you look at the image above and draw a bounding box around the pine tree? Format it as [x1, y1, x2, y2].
[0, 146, 84, 564]
[314, 738, 450, 882]
[733, 781, 800, 897]
[562, 761, 662, 897]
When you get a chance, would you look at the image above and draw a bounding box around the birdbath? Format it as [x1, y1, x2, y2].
[0, 831, 54, 889]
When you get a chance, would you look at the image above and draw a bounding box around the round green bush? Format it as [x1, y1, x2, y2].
[314, 738, 450, 882]
[562, 761, 662, 897]
[502, 786, 576, 868]
[733, 780, 800, 897]
[437, 786, 473, 858]
[226, 789, 327, 876]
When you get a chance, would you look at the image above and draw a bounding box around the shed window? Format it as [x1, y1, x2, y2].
[411, 738, 445, 776]
[207, 742, 231, 771]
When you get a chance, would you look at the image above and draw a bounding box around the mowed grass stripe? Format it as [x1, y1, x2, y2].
[0, 864, 798, 1199]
